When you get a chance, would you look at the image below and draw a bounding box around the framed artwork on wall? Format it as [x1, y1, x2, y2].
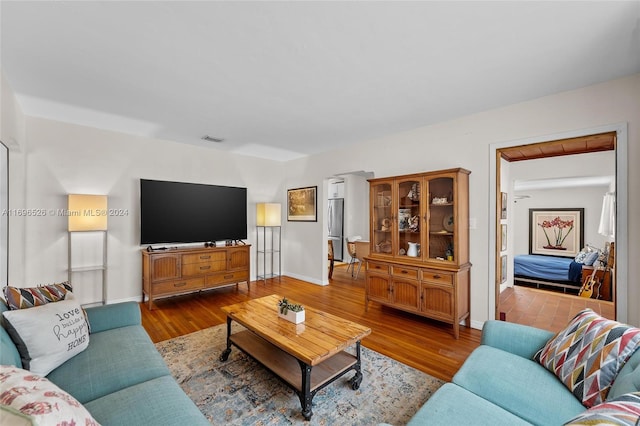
[287, 186, 317, 222]
[500, 255, 507, 284]
[500, 192, 507, 220]
[529, 208, 584, 257]
[501, 224, 507, 252]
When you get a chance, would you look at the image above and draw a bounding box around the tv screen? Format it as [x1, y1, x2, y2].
[140, 179, 247, 245]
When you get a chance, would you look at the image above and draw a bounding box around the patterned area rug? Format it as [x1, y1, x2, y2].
[155, 323, 443, 425]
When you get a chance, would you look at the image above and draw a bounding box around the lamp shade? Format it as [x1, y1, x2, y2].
[68, 194, 108, 231]
[256, 203, 281, 227]
[598, 192, 615, 239]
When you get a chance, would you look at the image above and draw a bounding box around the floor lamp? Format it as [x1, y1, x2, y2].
[68, 194, 108, 305]
[256, 203, 281, 282]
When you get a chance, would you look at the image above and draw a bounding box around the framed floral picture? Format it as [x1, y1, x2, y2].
[529, 208, 584, 257]
[500, 224, 507, 252]
[287, 186, 317, 222]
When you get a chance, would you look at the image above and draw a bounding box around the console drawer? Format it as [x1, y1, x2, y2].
[206, 270, 249, 287]
[154, 277, 204, 295]
[183, 252, 225, 264]
[182, 262, 219, 276]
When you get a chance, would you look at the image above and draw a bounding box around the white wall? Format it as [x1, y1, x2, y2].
[1, 70, 27, 287]
[283, 73, 640, 327]
[3, 70, 639, 326]
[12, 116, 284, 303]
[510, 151, 615, 255]
[512, 186, 611, 255]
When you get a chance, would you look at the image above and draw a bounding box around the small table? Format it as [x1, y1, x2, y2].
[219, 294, 372, 420]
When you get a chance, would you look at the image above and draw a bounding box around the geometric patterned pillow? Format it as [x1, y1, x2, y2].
[534, 309, 640, 408]
[563, 392, 640, 425]
[2, 282, 72, 310]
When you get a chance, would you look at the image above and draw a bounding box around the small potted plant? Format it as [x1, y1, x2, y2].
[277, 297, 305, 324]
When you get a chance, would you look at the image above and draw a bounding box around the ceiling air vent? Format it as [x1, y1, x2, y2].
[201, 135, 224, 143]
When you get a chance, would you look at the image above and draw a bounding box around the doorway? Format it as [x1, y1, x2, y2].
[490, 124, 628, 326]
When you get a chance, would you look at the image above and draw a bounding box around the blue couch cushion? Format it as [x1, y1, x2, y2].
[608, 349, 640, 399]
[0, 301, 21, 367]
[46, 325, 170, 404]
[84, 375, 210, 425]
[407, 383, 532, 426]
[453, 345, 585, 425]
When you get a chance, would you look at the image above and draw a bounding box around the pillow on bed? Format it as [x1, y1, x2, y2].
[574, 250, 589, 263]
[574, 248, 599, 266]
[583, 251, 599, 266]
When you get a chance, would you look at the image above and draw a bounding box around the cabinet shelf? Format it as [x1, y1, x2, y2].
[257, 226, 281, 282]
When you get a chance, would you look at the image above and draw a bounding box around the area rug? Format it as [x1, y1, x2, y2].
[155, 323, 443, 425]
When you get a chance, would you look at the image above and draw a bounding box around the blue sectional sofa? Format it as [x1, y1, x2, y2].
[1, 300, 209, 425]
[408, 320, 640, 425]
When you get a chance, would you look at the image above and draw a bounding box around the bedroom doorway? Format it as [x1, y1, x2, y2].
[493, 127, 626, 329]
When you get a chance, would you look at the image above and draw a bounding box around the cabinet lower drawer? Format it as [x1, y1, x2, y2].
[153, 277, 204, 295]
[421, 270, 453, 286]
[206, 270, 249, 287]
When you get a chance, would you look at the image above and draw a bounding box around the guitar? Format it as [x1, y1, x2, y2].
[579, 268, 601, 299]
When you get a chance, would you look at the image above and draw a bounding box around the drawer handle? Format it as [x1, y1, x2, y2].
[200, 255, 211, 260]
[224, 274, 233, 279]
[433, 274, 441, 279]
[401, 270, 408, 274]
[200, 266, 211, 270]
[174, 282, 187, 288]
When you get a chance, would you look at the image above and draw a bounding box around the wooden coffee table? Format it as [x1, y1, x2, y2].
[219, 294, 372, 420]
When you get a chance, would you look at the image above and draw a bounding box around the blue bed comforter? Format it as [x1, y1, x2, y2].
[514, 254, 582, 283]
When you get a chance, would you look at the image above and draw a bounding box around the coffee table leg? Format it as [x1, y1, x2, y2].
[219, 316, 232, 362]
[298, 361, 313, 420]
[350, 340, 363, 390]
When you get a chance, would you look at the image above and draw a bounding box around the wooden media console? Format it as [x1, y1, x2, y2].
[141, 244, 250, 309]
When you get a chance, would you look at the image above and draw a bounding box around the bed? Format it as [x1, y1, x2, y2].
[513, 254, 584, 293]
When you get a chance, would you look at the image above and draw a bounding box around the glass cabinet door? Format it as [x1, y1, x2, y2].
[371, 180, 393, 256]
[426, 176, 455, 262]
[396, 177, 422, 259]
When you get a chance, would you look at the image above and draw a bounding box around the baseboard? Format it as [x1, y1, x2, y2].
[282, 271, 328, 286]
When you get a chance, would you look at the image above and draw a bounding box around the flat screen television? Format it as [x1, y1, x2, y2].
[140, 179, 247, 245]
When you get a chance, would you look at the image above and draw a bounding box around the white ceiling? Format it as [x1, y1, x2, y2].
[2, 1, 639, 161]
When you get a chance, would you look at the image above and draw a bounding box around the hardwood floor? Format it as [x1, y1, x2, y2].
[499, 284, 615, 333]
[141, 264, 481, 382]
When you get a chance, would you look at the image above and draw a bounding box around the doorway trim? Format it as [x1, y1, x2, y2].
[489, 122, 628, 323]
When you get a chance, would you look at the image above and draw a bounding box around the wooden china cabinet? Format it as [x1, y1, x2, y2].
[365, 168, 471, 338]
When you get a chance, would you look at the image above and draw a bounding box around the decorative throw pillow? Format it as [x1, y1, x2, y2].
[3, 282, 72, 310]
[0, 365, 100, 425]
[564, 392, 640, 425]
[2, 298, 90, 376]
[574, 250, 589, 263]
[582, 251, 600, 266]
[534, 309, 640, 408]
